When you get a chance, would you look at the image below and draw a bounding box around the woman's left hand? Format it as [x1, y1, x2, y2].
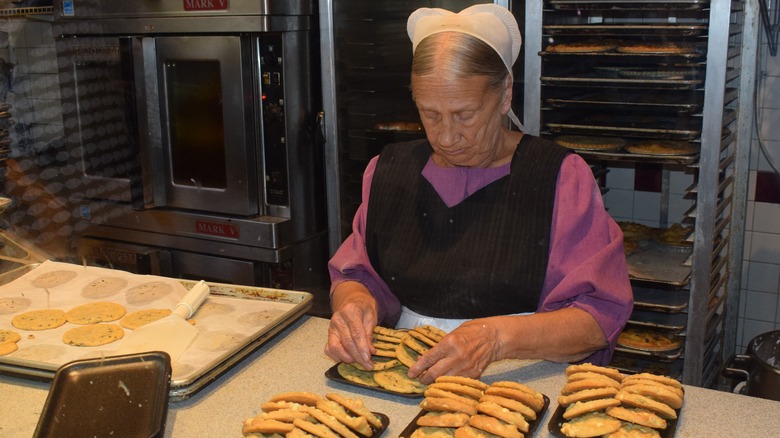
[406, 318, 501, 384]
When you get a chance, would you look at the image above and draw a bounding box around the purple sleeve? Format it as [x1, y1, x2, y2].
[327, 156, 402, 325]
[539, 154, 633, 365]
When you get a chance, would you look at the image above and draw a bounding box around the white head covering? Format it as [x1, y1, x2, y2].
[407, 4, 524, 130]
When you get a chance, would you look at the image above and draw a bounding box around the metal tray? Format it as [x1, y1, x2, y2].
[541, 74, 704, 90]
[0, 261, 312, 401]
[632, 286, 689, 313]
[627, 310, 688, 334]
[548, 0, 708, 11]
[546, 91, 704, 113]
[543, 24, 708, 37]
[610, 353, 684, 379]
[626, 241, 693, 286]
[33, 352, 171, 438]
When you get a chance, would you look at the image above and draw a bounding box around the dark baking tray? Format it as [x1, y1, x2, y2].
[627, 310, 688, 334]
[325, 363, 424, 399]
[632, 286, 690, 313]
[541, 74, 704, 90]
[398, 395, 550, 438]
[546, 402, 679, 438]
[548, 0, 707, 10]
[543, 24, 708, 37]
[33, 352, 171, 438]
[547, 91, 704, 113]
[610, 353, 684, 379]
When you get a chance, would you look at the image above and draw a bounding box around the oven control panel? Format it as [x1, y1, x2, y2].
[259, 35, 289, 207]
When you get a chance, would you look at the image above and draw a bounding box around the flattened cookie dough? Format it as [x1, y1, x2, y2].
[337, 362, 379, 387]
[66, 302, 127, 324]
[62, 323, 124, 346]
[125, 281, 173, 305]
[12, 309, 67, 331]
[560, 411, 621, 437]
[0, 297, 32, 315]
[31, 270, 78, 289]
[119, 308, 172, 330]
[81, 276, 128, 299]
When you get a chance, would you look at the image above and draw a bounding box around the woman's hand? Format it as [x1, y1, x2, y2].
[324, 282, 379, 370]
[407, 319, 500, 384]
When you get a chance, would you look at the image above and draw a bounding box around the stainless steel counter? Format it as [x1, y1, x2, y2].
[1, 316, 779, 437]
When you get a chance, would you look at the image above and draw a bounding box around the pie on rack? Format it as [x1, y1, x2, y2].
[618, 327, 683, 352]
[546, 40, 618, 53]
[625, 140, 698, 156]
[555, 135, 626, 151]
[654, 223, 693, 247]
[616, 42, 692, 54]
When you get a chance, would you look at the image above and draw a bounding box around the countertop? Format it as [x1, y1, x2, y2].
[2, 315, 780, 437]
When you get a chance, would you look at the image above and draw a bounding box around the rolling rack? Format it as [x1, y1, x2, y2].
[523, 0, 757, 387]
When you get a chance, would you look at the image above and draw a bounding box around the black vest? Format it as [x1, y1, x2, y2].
[365, 136, 569, 318]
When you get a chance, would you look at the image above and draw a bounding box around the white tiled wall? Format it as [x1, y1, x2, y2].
[739, 37, 780, 353]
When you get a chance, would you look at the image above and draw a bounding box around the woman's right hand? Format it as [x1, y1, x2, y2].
[324, 282, 379, 370]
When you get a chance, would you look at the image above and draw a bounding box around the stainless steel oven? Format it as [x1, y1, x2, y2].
[53, 0, 330, 315]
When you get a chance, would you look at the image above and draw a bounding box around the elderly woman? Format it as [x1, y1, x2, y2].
[325, 5, 632, 383]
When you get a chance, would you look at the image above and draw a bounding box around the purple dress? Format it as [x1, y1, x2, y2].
[328, 151, 633, 365]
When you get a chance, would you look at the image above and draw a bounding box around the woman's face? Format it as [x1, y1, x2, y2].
[412, 72, 512, 168]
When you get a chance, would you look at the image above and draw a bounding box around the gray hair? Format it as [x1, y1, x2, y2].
[411, 32, 509, 89]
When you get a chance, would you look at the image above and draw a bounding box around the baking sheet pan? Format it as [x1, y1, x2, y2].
[0, 260, 312, 400]
[543, 24, 708, 36]
[626, 241, 692, 286]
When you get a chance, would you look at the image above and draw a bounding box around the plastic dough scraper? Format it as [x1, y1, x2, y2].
[115, 280, 210, 362]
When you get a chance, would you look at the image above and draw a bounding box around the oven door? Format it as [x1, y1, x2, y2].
[136, 36, 259, 216]
[56, 36, 140, 203]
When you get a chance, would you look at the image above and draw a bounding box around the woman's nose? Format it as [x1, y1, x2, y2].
[437, 120, 457, 146]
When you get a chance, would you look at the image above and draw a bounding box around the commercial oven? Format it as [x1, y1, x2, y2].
[52, 0, 330, 314]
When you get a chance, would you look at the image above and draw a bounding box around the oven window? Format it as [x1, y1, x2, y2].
[165, 60, 227, 189]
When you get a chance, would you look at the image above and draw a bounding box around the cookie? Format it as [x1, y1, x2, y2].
[269, 392, 323, 406]
[337, 362, 379, 387]
[0, 341, 18, 355]
[622, 373, 682, 390]
[416, 325, 446, 343]
[404, 335, 432, 355]
[0, 328, 21, 344]
[417, 412, 470, 428]
[242, 418, 296, 435]
[12, 309, 67, 331]
[409, 329, 439, 347]
[558, 387, 619, 407]
[353, 358, 401, 372]
[561, 377, 621, 394]
[620, 379, 684, 399]
[293, 418, 340, 438]
[81, 276, 128, 298]
[567, 372, 622, 384]
[468, 414, 521, 438]
[374, 366, 426, 394]
[303, 406, 360, 438]
[66, 301, 127, 324]
[565, 363, 624, 383]
[119, 308, 173, 330]
[619, 383, 683, 409]
[316, 400, 372, 437]
[562, 398, 621, 420]
[478, 394, 536, 421]
[62, 323, 124, 346]
[604, 422, 661, 437]
[253, 408, 312, 423]
[420, 396, 478, 416]
[411, 427, 457, 438]
[0, 297, 32, 315]
[475, 401, 529, 433]
[429, 382, 485, 401]
[326, 393, 383, 429]
[435, 376, 490, 391]
[560, 411, 621, 437]
[396, 342, 421, 368]
[373, 326, 406, 339]
[484, 385, 544, 412]
[424, 387, 480, 407]
[605, 406, 667, 430]
[614, 392, 677, 420]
